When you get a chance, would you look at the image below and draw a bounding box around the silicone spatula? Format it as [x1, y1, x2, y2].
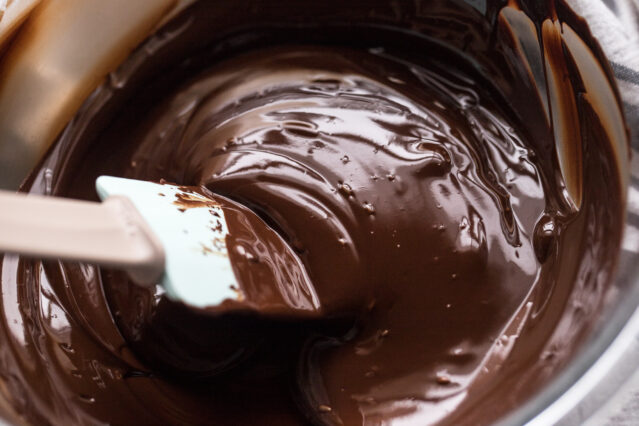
[0, 176, 307, 309]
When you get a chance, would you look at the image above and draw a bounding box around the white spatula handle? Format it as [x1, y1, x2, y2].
[0, 190, 165, 284]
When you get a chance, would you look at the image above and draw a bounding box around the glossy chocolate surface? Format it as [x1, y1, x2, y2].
[0, 1, 627, 425]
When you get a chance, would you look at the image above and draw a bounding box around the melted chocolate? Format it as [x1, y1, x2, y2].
[0, 0, 627, 425]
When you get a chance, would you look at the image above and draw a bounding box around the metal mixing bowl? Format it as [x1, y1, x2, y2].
[508, 1, 639, 423]
[0, 0, 637, 424]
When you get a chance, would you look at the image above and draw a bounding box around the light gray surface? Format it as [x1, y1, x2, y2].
[590, 349, 639, 426]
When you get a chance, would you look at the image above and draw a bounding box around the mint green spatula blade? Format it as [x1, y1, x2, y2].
[96, 176, 237, 308]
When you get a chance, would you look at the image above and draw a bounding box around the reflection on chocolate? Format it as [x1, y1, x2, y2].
[0, 0, 627, 425]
